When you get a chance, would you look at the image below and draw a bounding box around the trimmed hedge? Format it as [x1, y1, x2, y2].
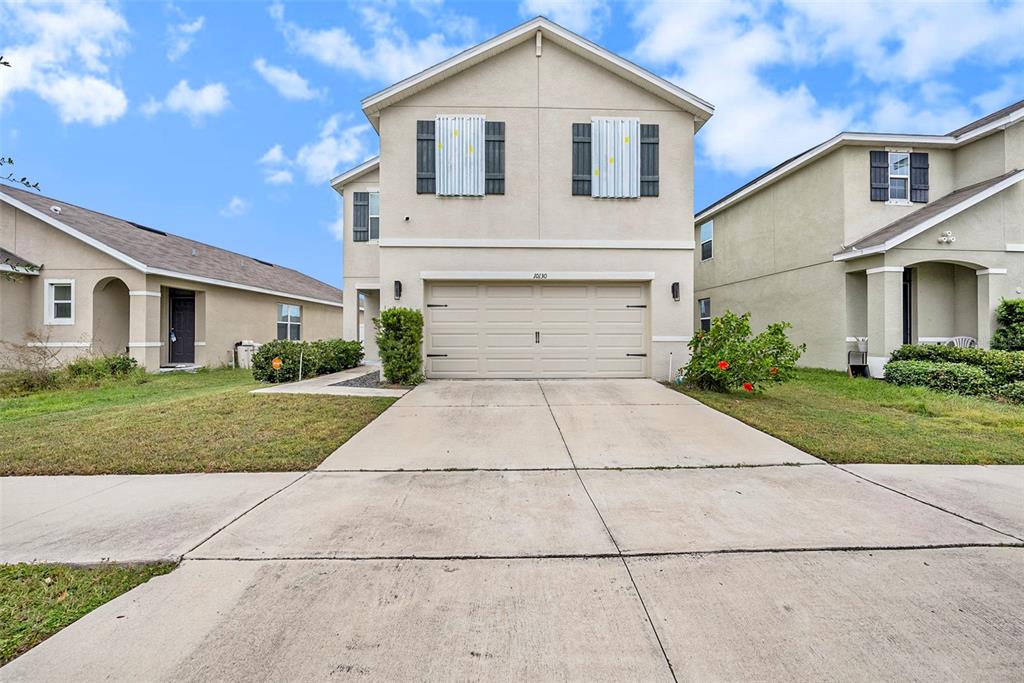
[992, 299, 1024, 351]
[999, 381, 1024, 404]
[375, 307, 424, 385]
[884, 360, 994, 397]
[889, 344, 1024, 385]
[251, 339, 363, 383]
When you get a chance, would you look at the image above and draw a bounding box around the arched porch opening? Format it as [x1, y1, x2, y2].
[92, 277, 130, 356]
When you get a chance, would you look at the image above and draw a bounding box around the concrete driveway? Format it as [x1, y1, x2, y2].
[3, 379, 1023, 681]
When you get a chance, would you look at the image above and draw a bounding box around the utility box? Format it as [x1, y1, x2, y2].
[234, 340, 258, 369]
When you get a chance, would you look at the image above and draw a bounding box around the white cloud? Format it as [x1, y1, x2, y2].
[166, 6, 204, 62]
[142, 79, 229, 124]
[0, 0, 129, 125]
[265, 169, 294, 185]
[328, 200, 345, 241]
[252, 58, 323, 100]
[219, 196, 249, 217]
[269, 2, 470, 83]
[258, 144, 293, 185]
[295, 114, 374, 183]
[519, 0, 609, 36]
[259, 144, 287, 165]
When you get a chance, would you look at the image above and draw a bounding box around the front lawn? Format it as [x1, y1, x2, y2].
[0, 368, 396, 475]
[676, 368, 1024, 465]
[0, 562, 175, 665]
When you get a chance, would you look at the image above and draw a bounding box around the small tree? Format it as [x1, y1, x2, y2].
[683, 311, 804, 392]
[991, 299, 1024, 351]
[375, 307, 424, 385]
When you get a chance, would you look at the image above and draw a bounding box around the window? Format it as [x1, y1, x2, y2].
[45, 279, 74, 325]
[698, 298, 712, 333]
[435, 114, 485, 196]
[368, 192, 380, 240]
[591, 117, 640, 198]
[888, 152, 910, 201]
[699, 221, 713, 261]
[277, 304, 301, 340]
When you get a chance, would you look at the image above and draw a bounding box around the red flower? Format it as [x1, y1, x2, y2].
[743, 383, 754, 392]
[769, 367, 778, 375]
[717, 360, 730, 370]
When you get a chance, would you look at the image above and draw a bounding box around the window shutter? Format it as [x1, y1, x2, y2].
[485, 121, 505, 195]
[572, 123, 591, 196]
[591, 117, 640, 198]
[435, 114, 485, 196]
[869, 150, 888, 201]
[352, 192, 369, 242]
[416, 120, 435, 194]
[910, 152, 929, 203]
[640, 124, 659, 197]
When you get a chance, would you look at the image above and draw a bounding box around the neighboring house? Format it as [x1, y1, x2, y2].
[694, 100, 1024, 375]
[0, 187, 344, 371]
[332, 17, 712, 379]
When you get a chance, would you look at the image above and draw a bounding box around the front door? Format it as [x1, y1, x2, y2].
[169, 289, 195, 364]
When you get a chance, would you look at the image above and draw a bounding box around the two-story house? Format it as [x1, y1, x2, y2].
[332, 17, 713, 379]
[694, 100, 1024, 375]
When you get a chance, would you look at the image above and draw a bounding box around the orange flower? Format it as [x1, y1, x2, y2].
[769, 367, 778, 375]
[743, 383, 754, 392]
[717, 360, 730, 370]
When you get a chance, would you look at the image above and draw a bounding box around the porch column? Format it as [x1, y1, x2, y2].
[976, 268, 1007, 349]
[342, 282, 359, 342]
[128, 288, 162, 371]
[361, 291, 381, 361]
[866, 266, 904, 376]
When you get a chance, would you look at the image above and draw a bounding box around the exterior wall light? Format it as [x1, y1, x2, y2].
[671, 282, 680, 301]
[394, 280, 403, 301]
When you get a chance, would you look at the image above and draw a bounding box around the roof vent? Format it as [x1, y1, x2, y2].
[254, 258, 275, 267]
[128, 221, 167, 236]
[191, 248, 197, 257]
[49, 205, 62, 215]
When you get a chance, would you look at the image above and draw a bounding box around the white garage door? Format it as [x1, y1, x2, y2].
[424, 281, 648, 378]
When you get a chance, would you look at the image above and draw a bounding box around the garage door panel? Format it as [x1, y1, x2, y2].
[429, 308, 480, 324]
[485, 307, 534, 324]
[429, 333, 480, 349]
[485, 285, 534, 298]
[484, 332, 536, 350]
[540, 285, 589, 299]
[431, 284, 480, 298]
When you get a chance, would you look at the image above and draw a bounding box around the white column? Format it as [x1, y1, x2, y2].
[362, 291, 381, 361]
[866, 266, 904, 377]
[976, 268, 1007, 349]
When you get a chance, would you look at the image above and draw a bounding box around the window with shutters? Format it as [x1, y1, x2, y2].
[591, 117, 640, 198]
[888, 152, 910, 202]
[870, 150, 928, 204]
[352, 192, 370, 242]
[698, 298, 712, 333]
[699, 220, 713, 261]
[368, 192, 380, 240]
[435, 115, 485, 196]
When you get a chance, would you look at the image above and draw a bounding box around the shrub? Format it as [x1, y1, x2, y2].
[889, 344, 1024, 385]
[998, 381, 1024, 405]
[683, 311, 805, 393]
[992, 299, 1024, 351]
[0, 369, 57, 397]
[884, 360, 994, 397]
[251, 339, 363, 383]
[62, 354, 139, 381]
[375, 307, 424, 385]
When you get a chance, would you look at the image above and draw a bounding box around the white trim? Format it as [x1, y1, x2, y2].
[835, 170, 1024, 262]
[360, 17, 713, 129]
[128, 341, 163, 348]
[44, 278, 75, 325]
[330, 156, 380, 189]
[977, 268, 1008, 275]
[918, 336, 954, 343]
[379, 238, 694, 250]
[652, 335, 691, 343]
[420, 271, 656, 281]
[129, 290, 161, 297]
[1006, 243, 1024, 252]
[146, 268, 343, 308]
[26, 341, 91, 348]
[845, 337, 864, 343]
[194, 341, 207, 346]
[884, 198, 912, 206]
[866, 266, 904, 274]
[353, 282, 382, 290]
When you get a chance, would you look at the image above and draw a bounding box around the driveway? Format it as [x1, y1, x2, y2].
[3, 379, 1023, 681]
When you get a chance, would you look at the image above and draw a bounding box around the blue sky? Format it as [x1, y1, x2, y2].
[2, 1, 1022, 287]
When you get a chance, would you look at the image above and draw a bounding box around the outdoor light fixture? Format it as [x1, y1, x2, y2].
[394, 280, 403, 300]
[671, 282, 680, 301]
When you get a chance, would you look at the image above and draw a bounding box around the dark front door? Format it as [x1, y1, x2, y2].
[169, 289, 195, 364]
[902, 269, 913, 345]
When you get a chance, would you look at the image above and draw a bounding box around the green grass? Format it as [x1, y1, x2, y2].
[0, 368, 396, 475]
[675, 368, 1024, 464]
[0, 562, 176, 665]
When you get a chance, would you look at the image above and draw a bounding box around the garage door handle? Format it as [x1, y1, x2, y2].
[535, 331, 540, 344]
[626, 304, 647, 309]
[426, 304, 448, 308]
[626, 353, 647, 357]
[426, 353, 448, 358]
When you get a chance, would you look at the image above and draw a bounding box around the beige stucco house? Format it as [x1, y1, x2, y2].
[0, 187, 344, 371]
[332, 17, 713, 379]
[694, 100, 1024, 375]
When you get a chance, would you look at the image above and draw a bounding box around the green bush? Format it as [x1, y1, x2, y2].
[251, 338, 363, 383]
[884, 360, 995, 397]
[992, 299, 1024, 351]
[889, 344, 1024, 385]
[998, 381, 1024, 404]
[62, 354, 139, 380]
[375, 307, 424, 385]
[0, 369, 57, 397]
[683, 311, 805, 392]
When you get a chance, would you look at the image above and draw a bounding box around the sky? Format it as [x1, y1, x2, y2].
[1, 0, 1022, 287]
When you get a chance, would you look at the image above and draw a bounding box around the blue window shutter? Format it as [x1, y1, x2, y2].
[640, 124, 659, 197]
[416, 120, 435, 194]
[352, 192, 369, 242]
[485, 121, 505, 195]
[910, 152, 929, 203]
[870, 150, 888, 201]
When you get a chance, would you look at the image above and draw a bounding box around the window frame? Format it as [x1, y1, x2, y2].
[698, 298, 712, 333]
[699, 220, 714, 262]
[886, 150, 911, 205]
[368, 190, 380, 242]
[276, 303, 302, 341]
[44, 278, 75, 325]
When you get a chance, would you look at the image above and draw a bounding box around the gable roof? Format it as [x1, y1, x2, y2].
[696, 99, 1024, 223]
[0, 186, 343, 306]
[360, 16, 714, 132]
[330, 156, 380, 192]
[833, 169, 1024, 261]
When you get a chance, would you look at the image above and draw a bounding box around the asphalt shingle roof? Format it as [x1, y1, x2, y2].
[1, 186, 342, 303]
[946, 99, 1024, 137]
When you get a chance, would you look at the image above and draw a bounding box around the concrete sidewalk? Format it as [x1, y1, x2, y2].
[249, 365, 408, 398]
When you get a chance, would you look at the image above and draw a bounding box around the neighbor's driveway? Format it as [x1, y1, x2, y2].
[3, 379, 1023, 681]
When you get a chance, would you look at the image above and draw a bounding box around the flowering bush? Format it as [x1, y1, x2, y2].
[683, 311, 804, 393]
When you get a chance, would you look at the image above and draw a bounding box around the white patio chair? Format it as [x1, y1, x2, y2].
[945, 336, 977, 348]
